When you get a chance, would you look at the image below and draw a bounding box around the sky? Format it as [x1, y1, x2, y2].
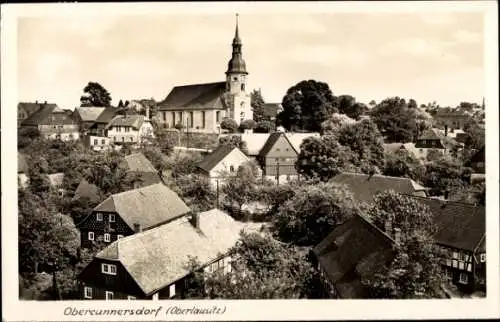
[17, 10, 485, 110]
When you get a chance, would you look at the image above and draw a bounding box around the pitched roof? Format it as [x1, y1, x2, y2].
[262, 103, 282, 118]
[74, 107, 106, 122]
[72, 179, 101, 203]
[123, 153, 158, 173]
[18, 102, 52, 116]
[94, 107, 118, 124]
[106, 115, 145, 130]
[407, 196, 485, 252]
[158, 82, 227, 111]
[313, 214, 396, 298]
[418, 129, 442, 141]
[258, 132, 285, 156]
[21, 105, 76, 126]
[96, 208, 243, 295]
[92, 183, 190, 231]
[48, 173, 64, 187]
[18, 153, 28, 173]
[197, 145, 240, 173]
[329, 172, 428, 205]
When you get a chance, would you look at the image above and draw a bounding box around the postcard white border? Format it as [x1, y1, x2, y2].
[2, 1, 499, 321]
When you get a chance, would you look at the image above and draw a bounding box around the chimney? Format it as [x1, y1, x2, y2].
[133, 223, 142, 233]
[384, 219, 392, 235]
[190, 212, 200, 229]
[393, 228, 401, 244]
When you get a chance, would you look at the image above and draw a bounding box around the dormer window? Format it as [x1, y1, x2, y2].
[102, 263, 117, 275]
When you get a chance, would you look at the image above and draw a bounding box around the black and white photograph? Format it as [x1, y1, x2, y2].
[2, 1, 499, 321]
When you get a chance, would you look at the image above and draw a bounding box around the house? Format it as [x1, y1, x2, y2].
[77, 183, 190, 248]
[87, 107, 119, 137]
[197, 145, 251, 188]
[21, 105, 80, 141]
[432, 108, 472, 131]
[408, 196, 485, 293]
[73, 107, 106, 134]
[121, 152, 162, 188]
[329, 172, 428, 205]
[157, 17, 252, 133]
[82, 135, 112, 152]
[18, 153, 29, 189]
[312, 213, 397, 298]
[78, 208, 243, 300]
[18, 101, 54, 127]
[72, 179, 102, 204]
[106, 114, 154, 145]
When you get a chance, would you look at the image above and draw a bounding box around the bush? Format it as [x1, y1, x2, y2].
[255, 120, 275, 133]
[240, 119, 258, 131]
[220, 118, 238, 133]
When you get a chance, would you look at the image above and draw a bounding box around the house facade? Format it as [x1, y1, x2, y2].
[18, 101, 52, 127]
[87, 107, 118, 137]
[78, 209, 241, 300]
[83, 135, 112, 151]
[157, 17, 252, 133]
[73, 107, 106, 134]
[106, 115, 154, 145]
[77, 183, 190, 248]
[257, 132, 299, 182]
[197, 145, 251, 188]
[21, 105, 80, 141]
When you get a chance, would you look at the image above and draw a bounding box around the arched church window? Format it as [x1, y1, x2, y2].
[241, 83, 245, 91]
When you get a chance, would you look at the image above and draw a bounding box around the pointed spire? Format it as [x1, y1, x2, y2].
[233, 13, 242, 45]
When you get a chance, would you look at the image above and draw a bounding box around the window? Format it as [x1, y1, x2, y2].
[163, 112, 166, 121]
[172, 112, 176, 126]
[189, 112, 194, 128]
[121, 137, 125, 142]
[102, 263, 117, 275]
[233, 77, 238, 81]
[109, 214, 115, 222]
[116, 127, 121, 132]
[152, 293, 159, 301]
[230, 165, 235, 173]
[94, 139, 98, 145]
[202, 111, 206, 129]
[459, 273, 468, 284]
[128, 295, 136, 300]
[88, 232, 94, 241]
[276, 148, 280, 152]
[458, 253, 466, 261]
[445, 269, 453, 280]
[452, 252, 458, 259]
[241, 83, 245, 91]
[480, 253, 486, 262]
[125, 127, 130, 132]
[84, 286, 92, 299]
[169, 284, 176, 298]
[102, 139, 105, 144]
[105, 291, 114, 300]
[104, 233, 111, 242]
[96, 213, 103, 221]
[117, 234, 124, 240]
[216, 111, 221, 123]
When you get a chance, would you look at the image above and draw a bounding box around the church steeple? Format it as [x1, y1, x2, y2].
[226, 13, 247, 75]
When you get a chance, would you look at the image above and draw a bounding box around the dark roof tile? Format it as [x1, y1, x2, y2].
[198, 145, 240, 173]
[158, 82, 227, 111]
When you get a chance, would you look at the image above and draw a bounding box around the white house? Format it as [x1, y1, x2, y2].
[197, 145, 251, 188]
[106, 115, 154, 145]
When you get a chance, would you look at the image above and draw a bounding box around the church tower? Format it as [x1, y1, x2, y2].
[225, 14, 252, 124]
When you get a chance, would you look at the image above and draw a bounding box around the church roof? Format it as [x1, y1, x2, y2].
[158, 82, 227, 111]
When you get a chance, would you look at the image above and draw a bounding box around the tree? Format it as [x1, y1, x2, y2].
[273, 182, 359, 246]
[423, 155, 468, 196]
[254, 120, 275, 133]
[165, 152, 204, 179]
[370, 97, 418, 143]
[336, 119, 385, 173]
[218, 135, 249, 155]
[449, 182, 485, 206]
[383, 150, 425, 183]
[296, 135, 352, 181]
[185, 233, 320, 299]
[278, 80, 337, 132]
[337, 95, 368, 120]
[220, 118, 238, 133]
[320, 113, 357, 135]
[463, 119, 485, 150]
[239, 119, 257, 131]
[221, 162, 259, 216]
[171, 174, 216, 212]
[80, 82, 112, 107]
[27, 156, 51, 199]
[140, 146, 168, 173]
[251, 89, 266, 123]
[362, 191, 445, 298]
[18, 127, 41, 149]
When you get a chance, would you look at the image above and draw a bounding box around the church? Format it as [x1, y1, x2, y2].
[157, 16, 252, 134]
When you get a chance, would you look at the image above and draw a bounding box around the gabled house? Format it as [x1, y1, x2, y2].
[106, 115, 154, 145]
[122, 153, 162, 188]
[312, 214, 397, 298]
[73, 107, 106, 134]
[415, 129, 446, 149]
[21, 105, 80, 141]
[408, 196, 485, 293]
[77, 183, 191, 248]
[87, 107, 118, 137]
[257, 132, 298, 182]
[18, 101, 54, 127]
[197, 145, 251, 188]
[78, 208, 243, 300]
[329, 172, 428, 206]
